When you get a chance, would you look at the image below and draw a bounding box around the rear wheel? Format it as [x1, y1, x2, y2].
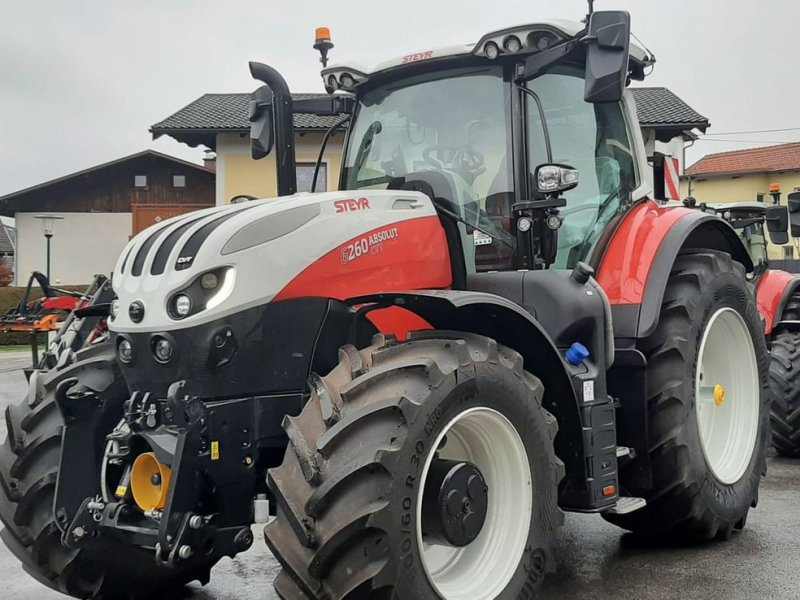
[769, 331, 800, 457]
[605, 251, 769, 540]
[0, 344, 220, 599]
[266, 332, 564, 599]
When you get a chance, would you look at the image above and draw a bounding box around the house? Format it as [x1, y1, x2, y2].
[151, 94, 344, 205]
[152, 87, 709, 206]
[682, 142, 800, 203]
[0, 150, 215, 285]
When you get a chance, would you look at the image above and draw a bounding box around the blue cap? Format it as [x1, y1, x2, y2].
[565, 342, 590, 366]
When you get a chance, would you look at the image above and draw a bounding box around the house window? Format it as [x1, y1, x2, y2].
[296, 163, 326, 193]
[756, 193, 766, 203]
[134, 175, 147, 188]
[784, 246, 795, 259]
[173, 175, 186, 188]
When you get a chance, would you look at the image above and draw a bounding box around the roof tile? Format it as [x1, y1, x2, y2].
[631, 87, 708, 129]
[151, 93, 341, 131]
[152, 87, 709, 134]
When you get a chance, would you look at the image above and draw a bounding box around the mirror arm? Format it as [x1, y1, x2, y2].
[519, 39, 580, 81]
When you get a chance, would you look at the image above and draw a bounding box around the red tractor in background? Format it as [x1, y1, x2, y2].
[686, 194, 800, 457]
[0, 7, 773, 600]
[1, 272, 113, 369]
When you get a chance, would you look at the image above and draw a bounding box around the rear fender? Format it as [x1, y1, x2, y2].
[347, 290, 589, 504]
[597, 200, 752, 339]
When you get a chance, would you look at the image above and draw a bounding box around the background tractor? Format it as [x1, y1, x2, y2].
[688, 197, 800, 457]
[0, 7, 771, 600]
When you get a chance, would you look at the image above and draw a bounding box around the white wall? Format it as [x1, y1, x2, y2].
[15, 212, 132, 286]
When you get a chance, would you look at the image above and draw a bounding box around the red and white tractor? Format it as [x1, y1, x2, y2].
[0, 7, 771, 600]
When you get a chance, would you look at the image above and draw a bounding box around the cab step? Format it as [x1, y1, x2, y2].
[604, 496, 646, 515]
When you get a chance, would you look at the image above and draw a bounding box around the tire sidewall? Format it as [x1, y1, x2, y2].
[386, 360, 558, 600]
[684, 269, 769, 518]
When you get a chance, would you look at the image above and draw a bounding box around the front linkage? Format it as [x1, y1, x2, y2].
[57, 377, 305, 568]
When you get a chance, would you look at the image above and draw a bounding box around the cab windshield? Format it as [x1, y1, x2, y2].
[341, 67, 515, 272]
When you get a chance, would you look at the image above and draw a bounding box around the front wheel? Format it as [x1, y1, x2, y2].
[265, 332, 564, 600]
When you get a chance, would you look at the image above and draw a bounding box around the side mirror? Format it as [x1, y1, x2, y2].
[535, 164, 580, 195]
[584, 11, 631, 103]
[249, 85, 274, 160]
[788, 192, 800, 237]
[765, 205, 789, 245]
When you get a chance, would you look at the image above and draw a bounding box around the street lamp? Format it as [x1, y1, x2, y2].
[34, 215, 63, 280]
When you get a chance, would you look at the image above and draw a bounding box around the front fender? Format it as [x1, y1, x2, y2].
[756, 269, 800, 335]
[597, 200, 752, 339]
[348, 290, 589, 504]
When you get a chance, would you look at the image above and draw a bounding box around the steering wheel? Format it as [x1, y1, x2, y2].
[422, 145, 486, 178]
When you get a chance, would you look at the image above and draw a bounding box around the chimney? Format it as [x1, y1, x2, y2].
[203, 151, 217, 172]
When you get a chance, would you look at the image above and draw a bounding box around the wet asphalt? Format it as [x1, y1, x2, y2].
[0, 350, 798, 600]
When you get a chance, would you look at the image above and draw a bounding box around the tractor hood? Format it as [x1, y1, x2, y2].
[109, 190, 440, 333]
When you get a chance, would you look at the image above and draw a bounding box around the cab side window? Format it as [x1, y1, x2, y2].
[526, 67, 638, 268]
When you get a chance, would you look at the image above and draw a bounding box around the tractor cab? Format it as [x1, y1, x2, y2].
[698, 201, 790, 276]
[252, 12, 655, 277]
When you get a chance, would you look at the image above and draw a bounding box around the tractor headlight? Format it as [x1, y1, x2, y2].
[484, 41, 500, 60]
[503, 35, 522, 53]
[174, 295, 192, 317]
[168, 267, 235, 320]
[118, 338, 134, 364]
[110, 299, 120, 319]
[152, 336, 175, 363]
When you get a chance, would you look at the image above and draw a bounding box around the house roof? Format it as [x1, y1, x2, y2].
[0, 225, 15, 255]
[150, 93, 341, 148]
[0, 150, 213, 203]
[153, 87, 709, 149]
[631, 87, 709, 133]
[686, 142, 800, 178]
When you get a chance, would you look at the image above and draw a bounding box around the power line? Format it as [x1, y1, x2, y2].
[700, 126, 800, 136]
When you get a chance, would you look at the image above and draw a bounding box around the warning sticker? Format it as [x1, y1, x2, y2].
[211, 441, 220, 461]
[583, 380, 595, 403]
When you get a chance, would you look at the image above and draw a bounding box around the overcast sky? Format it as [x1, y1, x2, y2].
[3, 0, 800, 197]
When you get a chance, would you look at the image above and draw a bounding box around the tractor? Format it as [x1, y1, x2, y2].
[687, 197, 800, 457]
[0, 7, 771, 600]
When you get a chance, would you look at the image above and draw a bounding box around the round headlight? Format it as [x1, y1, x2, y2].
[110, 299, 120, 319]
[327, 74, 338, 89]
[339, 73, 355, 90]
[153, 337, 174, 363]
[174, 294, 192, 317]
[118, 338, 134, 363]
[503, 35, 522, 53]
[484, 41, 500, 60]
[201, 273, 218, 290]
[517, 217, 533, 232]
[128, 301, 145, 323]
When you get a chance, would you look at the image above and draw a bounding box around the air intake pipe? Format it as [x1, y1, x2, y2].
[249, 61, 297, 196]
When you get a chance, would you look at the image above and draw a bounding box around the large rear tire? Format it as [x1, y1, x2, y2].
[0, 344, 219, 599]
[266, 332, 564, 599]
[605, 251, 769, 540]
[769, 331, 800, 457]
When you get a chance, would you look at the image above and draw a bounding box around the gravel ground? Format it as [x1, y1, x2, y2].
[0, 350, 798, 600]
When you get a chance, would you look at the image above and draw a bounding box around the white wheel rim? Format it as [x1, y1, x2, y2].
[416, 407, 532, 600]
[695, 307, 759, 485]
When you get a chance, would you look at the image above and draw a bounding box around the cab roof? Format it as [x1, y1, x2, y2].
[321, 19, 650, 91]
